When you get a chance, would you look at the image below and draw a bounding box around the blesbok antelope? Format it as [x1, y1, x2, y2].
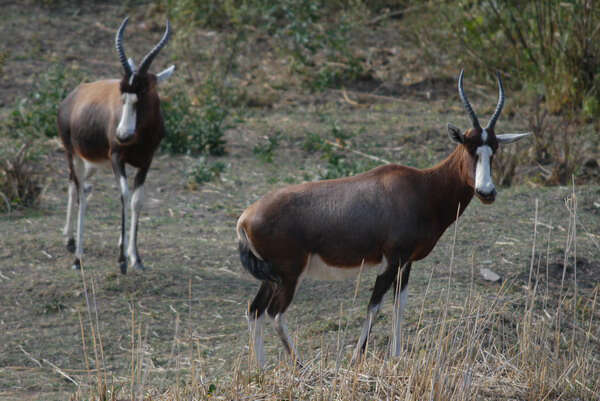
[237, 71, 531, 368]
[58, 17, 175, 273]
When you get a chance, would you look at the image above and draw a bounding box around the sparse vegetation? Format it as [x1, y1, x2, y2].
[422, 0, 600, 185]
[0, 142, 44, 212]
[253, 132, 281, 163]
[0, 1, 599, 400]
[186, 157, 226, 189]
[1, 66, 82, 140]
[446, 0, 600, 116]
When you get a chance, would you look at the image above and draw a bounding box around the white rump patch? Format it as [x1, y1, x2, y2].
[304, 254, 387, 281]
[475, 145, 494, 195]
[236, 211, 265, 261]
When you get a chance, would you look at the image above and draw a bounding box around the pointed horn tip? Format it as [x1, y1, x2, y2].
[118, 16, 129, 31]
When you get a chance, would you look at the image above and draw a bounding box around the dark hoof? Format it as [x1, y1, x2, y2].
[133, 261, 146, 271]
[119, 260, 128, 275]
[71, 258, 81, 270]
[66, 238, 76, 254]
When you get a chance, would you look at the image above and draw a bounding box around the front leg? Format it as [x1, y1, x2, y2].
[111, 154, 130, 274]
[391, 262, 411, 357]
[351, 257, 400, 364]
[127, 167, 149, 271]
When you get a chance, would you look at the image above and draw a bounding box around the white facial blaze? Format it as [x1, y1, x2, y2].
[116, 93, 138, 140]
[475, 145, 494, 195]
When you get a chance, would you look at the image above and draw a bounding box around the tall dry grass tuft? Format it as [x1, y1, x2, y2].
[72, 184, 599, 400]
[0, 142, 45, 213]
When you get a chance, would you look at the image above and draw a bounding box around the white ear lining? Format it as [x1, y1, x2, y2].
[496, 132, 532, 144]
[157, 65, 175, 83]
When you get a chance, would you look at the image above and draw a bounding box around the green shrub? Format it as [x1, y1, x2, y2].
[161, 84, 229, 156]
[1, 65, 83, 140]
[302, 131, 325, 153]
[253, 132, 281, 163]
[186, 157, 226, 189]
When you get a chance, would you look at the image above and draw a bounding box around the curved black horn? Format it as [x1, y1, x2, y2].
[458, 70, 481, 130]
[486, 72, 505, 130]
[138, 20, 171, 75]
[115, 17, 133, 76]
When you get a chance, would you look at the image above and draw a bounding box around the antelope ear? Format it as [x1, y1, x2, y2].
[156, 65, 175, 83]
[497, 132, 531, 144]
[447, 123, 465, 144]
[127, 58, 137, 73]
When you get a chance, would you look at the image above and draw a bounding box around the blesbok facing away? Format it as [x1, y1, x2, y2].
[237, 71, 531, 368]
[58, 17, 175, 273]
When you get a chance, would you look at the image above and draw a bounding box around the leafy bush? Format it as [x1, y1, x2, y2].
[302, 131, 325, 153]
[1, 65, 82, 140]
[253, 132, 281, 163]
[186, 157, 226, 189]
[161, 83, 229, 156]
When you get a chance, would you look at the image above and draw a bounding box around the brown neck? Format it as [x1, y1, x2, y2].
[424, 146, 475, 229]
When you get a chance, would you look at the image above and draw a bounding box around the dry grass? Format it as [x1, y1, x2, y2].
[69, 184, 600, 401]
[0, 143, 45, 213]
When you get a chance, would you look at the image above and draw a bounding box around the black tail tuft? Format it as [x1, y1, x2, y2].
[238, 241, 280, 284]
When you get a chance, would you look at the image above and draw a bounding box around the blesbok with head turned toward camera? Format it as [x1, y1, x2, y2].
[58, 17, 175, 273]
[237, 70, 531, 368]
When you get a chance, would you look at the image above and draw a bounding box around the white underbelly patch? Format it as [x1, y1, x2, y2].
[304, 253, 387, 281]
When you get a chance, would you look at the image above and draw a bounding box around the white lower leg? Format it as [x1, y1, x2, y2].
[274, 314, 300, 363]
[248, 314, 265, 369]
[118, 176, 131, 260]
[391, 287, 408, 357]
[63, 181, 76, 238]
[127, 185, 144, 266]
[352, 303, 381, 362]
[75, 185, 87, 260]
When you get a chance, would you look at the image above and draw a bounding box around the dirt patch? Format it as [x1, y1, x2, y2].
[1, 2, 599, 400]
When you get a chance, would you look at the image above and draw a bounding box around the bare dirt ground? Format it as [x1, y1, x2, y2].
[1, 2, 599, 400]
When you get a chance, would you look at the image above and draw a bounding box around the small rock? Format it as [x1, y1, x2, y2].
[480, 267, 501, 282]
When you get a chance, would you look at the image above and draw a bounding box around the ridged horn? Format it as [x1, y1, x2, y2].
[115, 17, 133, 76]
[458, 70, 481, 130]
[138, 20, 171, 75]
[486, 72, 505, 130]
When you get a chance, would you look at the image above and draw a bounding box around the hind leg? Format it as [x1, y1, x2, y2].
[71, 156, 88, 270]
[267, 277, 302, 366]
[63, 177, 77, 253]
[248, 281, 274, 369]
